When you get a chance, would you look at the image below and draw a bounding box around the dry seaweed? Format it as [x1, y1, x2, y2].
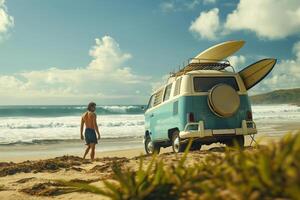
[15, 177, 35, 184]
[0, 155, 89, 177]
[90, 157, 129, 173]
[21, 181, 72, 196]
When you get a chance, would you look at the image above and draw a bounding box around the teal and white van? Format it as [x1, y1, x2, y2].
[144, 41, 276, 154]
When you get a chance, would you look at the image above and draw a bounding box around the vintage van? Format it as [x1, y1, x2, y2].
[144, 41, 276, 154]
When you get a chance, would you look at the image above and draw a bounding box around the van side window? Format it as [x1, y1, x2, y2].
[173, 78, 182, 96]
[153, 88, 164, 107]
[147, 95, 155, 109]
[163, 84, 172, 101]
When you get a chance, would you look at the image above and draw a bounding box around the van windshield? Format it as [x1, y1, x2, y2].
[147, 95, 155, 109]
[193, 77, 239, 92]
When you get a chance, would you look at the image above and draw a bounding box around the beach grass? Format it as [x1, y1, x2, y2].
[59, 131, 300, 200]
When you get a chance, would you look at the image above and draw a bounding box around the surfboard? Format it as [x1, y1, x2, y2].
[239, 58, 277, 90]
[192, 40, 245, 62]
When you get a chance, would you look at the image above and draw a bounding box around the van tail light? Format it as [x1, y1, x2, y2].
[246, 111, 253, 121]
[187, 112, 195, 123]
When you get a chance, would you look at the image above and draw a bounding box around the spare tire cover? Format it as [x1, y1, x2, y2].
[208, 84, 240, 117]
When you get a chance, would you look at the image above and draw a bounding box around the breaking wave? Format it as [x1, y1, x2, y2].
[0, 105, 145, 117]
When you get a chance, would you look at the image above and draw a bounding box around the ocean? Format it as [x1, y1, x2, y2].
[0, 105, 145, 145]
[0, 104, 299, 146]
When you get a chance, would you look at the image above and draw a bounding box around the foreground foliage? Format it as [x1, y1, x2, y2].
[61, 132, 300, 200]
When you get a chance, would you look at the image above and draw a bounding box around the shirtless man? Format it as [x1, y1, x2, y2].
[80, 102, 100, 161]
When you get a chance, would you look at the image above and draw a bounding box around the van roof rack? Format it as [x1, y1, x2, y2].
[170, 58, 233, 77]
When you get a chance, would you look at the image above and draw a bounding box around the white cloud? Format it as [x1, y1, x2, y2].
[0, 0, 14, 36]
[0, 36, 151, 104]
[159, 0, 207, 12]
[292, 40, 300, 59]
[203, 0, 216, 4]
[151, 74, 170, 92]
[160, 2, 176, 12]
[88, 36, 132, 70]
[228, 55, 246, 71]
[185, 0, 202, 9]
[253, 41, 300, 93]
[225, 0, 300, 39]
[189, 8, 220, 40]
[189, 0, 300, 40]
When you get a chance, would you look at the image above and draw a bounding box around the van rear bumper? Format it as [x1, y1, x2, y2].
[179, 120, 257, 139]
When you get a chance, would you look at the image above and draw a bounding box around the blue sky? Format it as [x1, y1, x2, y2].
[0, 0, 299, 105]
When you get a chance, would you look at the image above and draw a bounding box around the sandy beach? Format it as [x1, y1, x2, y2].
[0, 138, 144, 163]
[0, 120, 299, 200]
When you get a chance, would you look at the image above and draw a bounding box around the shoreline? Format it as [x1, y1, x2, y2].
[0, 120, 299, 163]
[1, 120, 300, 162]
[0, 137, 144, 162]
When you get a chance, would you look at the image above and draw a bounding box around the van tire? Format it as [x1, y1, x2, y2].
[172, 131, 186, 153]
[145, 136, 160, 155]
[226, 135, 244, 148]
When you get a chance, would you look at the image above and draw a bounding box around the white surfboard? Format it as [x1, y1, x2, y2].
[192, 40, 245, 62]
[239, 58, 277, 90]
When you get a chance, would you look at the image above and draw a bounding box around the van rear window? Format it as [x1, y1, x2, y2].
[193, 77, 239, 92]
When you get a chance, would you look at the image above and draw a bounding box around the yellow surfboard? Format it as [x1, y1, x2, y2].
[193, 40, 245, 62]
[239, 58, 277, 90]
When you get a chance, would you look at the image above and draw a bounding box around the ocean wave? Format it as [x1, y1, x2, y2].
[252, 104, 300, 120]
[0, 121, 145, 129]
[0, 136, 144, 146]
[0, 114, 145, 145]
[0, 105, 145, 117]
[101, 105, 143, 114]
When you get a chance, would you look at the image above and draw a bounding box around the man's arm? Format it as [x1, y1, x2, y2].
[93, 114, 100, 139]
[80, 117, 84, 140]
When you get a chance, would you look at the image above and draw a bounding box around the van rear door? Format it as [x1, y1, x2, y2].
[239, 58, 276, 90]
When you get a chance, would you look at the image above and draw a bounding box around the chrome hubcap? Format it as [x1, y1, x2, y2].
[174, 137, 180, 152]
[147, 139, 154, 153]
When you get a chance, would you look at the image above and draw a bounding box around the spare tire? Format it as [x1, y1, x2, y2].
[208, 84, 240, 117]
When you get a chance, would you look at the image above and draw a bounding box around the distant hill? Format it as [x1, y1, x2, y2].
[250, 88, 300, 105]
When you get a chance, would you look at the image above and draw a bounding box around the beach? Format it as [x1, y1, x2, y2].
[0, 104, 299, 199]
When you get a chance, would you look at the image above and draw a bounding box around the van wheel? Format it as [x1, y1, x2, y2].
[226, 135, 244, 148]
[145, 136, 160, 155]
[172, 131, 186, 153]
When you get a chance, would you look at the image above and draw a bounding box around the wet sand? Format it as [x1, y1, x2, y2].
[0, 138, 143, 162]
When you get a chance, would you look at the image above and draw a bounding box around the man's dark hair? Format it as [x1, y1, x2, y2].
[87, 102, 96, 112]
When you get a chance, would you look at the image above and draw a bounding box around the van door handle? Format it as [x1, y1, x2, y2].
[150, 114, 154, 118]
